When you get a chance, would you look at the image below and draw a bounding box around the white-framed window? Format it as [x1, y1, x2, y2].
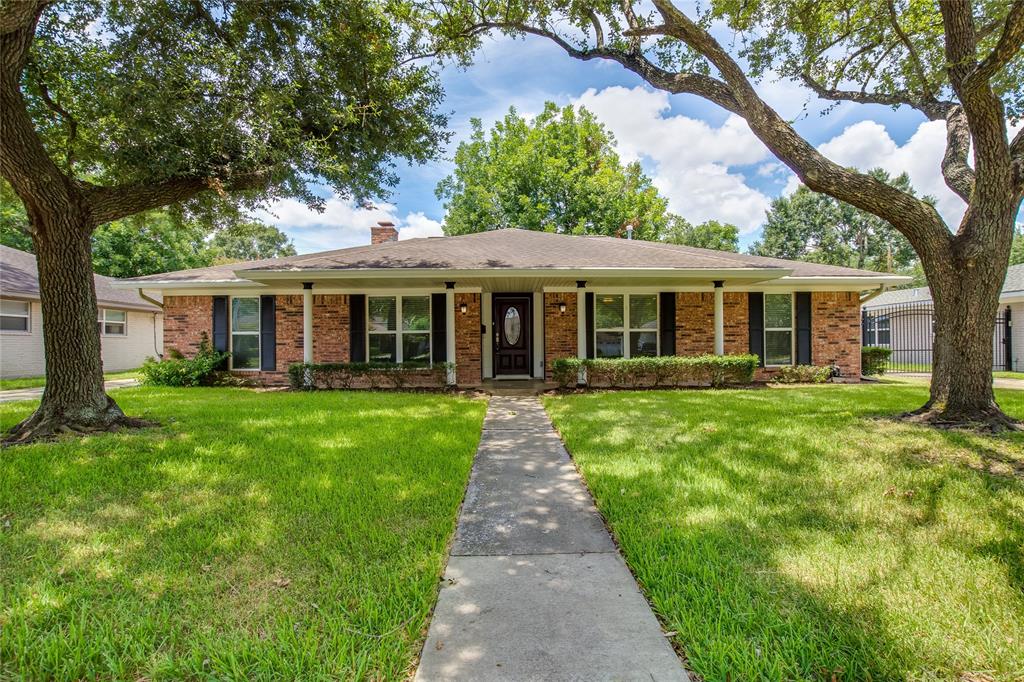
[367, 295, 432, 364]
[230, 297, 260, 370]
[764, 293, 794, 366]
[594, 293, 659, 358]
[0, 299, 30, 333]
[97, 309, 127, 336]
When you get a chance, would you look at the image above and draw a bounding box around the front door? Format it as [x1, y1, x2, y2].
[493, 295, 531, 376]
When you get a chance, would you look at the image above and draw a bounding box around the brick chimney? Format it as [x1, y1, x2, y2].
[370, 221, 399, 245]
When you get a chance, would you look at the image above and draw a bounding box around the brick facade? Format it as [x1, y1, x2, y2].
[164, 296, 213, 356]
[313, 294, 349, 363]
[676, 292, 715, 355]
[163, 288, 863, 386]
[454, 293, 482, 386]
[544, 292, 577, 381]
[811, 291, 861, 377]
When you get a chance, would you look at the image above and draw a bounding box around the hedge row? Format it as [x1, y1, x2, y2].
[140, 334, 229, 387]
[770, 364, 835, 384]
[288, 361, 452, 390]
[861, 346, 892, 376]
[550, 354, 759, 389]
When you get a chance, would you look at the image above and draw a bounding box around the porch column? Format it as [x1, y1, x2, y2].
[302, 282, 314, 363]
[576, 280, 587, 384]
[445, 281, 456, 384]
[713, 280, 724, 356]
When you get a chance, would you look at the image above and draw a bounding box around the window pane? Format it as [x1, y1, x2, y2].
[503, 307, 521, 345]
[765, 330, 792, 365]
[630, 331, 658, 357]
[368, 333, 397, 363]
[595, 331, 624, 358]
[629, 295, 658, 330]
[232, 334, 260, 369]
[104, 310, 127, 322]
[595, 295, 624, 329]
[0, 300, 29, 316]
[232, 298, 260, 332]
[764, 294, 792, 329]
[104, 322, 126, 336]
[403, 332, 430, 365]
[368, 297, 396, 332]
[402, 296, 430, 331]
[0, 316, 28, 331]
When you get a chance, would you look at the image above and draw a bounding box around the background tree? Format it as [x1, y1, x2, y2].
[437, 103, 671, 239]
[751, 169, 920, 272]
[0, 0, 448, 441]
[1011, 225, 1024, 266]
[209, 220, 297, 263]
[437, 0, 1024, 428]
[663, 216, 739, 251]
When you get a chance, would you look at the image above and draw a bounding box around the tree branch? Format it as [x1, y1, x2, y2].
[1011, 127, 1024, 191]
[645, 0, 950, 259]
[974, 1, 1024, 85]
[886, 0, 935, 96]
[941, 105, 975, 202]
[799, 72, 952, 120]
[468, 20, 742, 114]
[34, 75, 77, 171]
[85, 170, 273, 225]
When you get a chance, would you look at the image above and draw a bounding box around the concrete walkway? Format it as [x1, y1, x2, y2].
[0, 378, 139, 403]
[416, 396, 688, 682]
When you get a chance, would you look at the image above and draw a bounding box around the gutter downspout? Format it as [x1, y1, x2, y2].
[859, 285, 888, 304]
[139, 288, 164, 359]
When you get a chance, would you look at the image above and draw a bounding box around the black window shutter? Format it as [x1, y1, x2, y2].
[212, 296, 228, 369]
[349, 294, 366, 362]
[431, 292, 447, 363]
[584, 292, 595, 359]
[795, 292, 812, 365]
[748, 292, 764, 367]
[659, 292, 676, 356]
[260, 295, 276, 371]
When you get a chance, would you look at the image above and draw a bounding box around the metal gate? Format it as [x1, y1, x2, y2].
[862, 302, 1012, 373]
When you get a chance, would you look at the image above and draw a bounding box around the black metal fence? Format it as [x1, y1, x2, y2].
[862, 302, 1012, 373]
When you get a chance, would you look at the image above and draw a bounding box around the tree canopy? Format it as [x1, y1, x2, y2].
[0, 0, 454, 441]
[436, 103, 671, 240]
[750, 169, 920, 272]
[663, 217, 739, 252]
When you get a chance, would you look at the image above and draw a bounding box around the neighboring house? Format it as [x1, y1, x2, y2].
[0, 245, 163, 378]
[862, 264, 1024, 371]
[114, 223, 906, 386]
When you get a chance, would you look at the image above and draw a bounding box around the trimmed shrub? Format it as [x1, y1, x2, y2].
[771, 365, 834, 384]
[287, 361, 452, 390]
[140, 334, 229, 387]
[862, 346, 892, 376]
[551, 354, 758, 389]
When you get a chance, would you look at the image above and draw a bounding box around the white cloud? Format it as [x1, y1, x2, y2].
[815, 119, 1024, 228]
[572, 86, 773, 233]
[255, 197, 442, 253]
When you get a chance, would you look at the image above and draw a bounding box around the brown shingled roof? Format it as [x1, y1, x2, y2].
[1, 245, 160, 311]
[122, 228, 894, 284]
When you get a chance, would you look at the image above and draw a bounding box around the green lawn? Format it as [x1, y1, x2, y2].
[544, 385, 1024, 681]
[993, 371, 1024, 380]
[0, 368, 141, 391]
[0, 387, 486, 681]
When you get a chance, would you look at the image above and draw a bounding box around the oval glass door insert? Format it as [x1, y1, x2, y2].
[503, 307, 521, 345]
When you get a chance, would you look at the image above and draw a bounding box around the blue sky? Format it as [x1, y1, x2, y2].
[258, 34, 1015, 255]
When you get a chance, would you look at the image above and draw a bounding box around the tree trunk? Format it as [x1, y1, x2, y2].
[2, 206, 143, 443]
[908, 208, 1019, 430]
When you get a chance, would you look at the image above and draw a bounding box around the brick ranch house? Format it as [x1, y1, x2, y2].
[115, 224, 907, 386]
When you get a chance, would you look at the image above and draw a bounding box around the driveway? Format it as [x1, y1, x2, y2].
[0, 378, 140, 403]
[415, 396, 688, 681]
[891, 373, 1024, 390]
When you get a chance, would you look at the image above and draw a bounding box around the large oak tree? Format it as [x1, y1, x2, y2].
[0, 0, 448, 442]
[436, 0, 1024, 428]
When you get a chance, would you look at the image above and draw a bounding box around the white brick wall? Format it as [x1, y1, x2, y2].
[0, 301, 163, 378]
